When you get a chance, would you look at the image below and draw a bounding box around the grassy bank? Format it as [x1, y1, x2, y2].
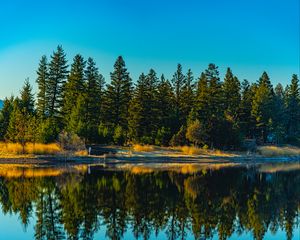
[258, 145, 300, 157]
[0, 142, 62, 156]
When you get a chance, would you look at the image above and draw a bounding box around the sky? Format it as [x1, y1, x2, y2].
[0, 0, 299, 99]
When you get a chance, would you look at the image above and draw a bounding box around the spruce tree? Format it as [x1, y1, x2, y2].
[251, 72, 275, 142]
[195, 72, 209, 123]
[156, 74, 175, 131]
[171, 64, 186, 127]
[223, 68, 241, 122]
[62, 54, 86, 124]
[181, 69, 195, 124]
[47, 45, 68, 119]
[20, 78, 35, 114]
[104, 56, 132, 129]
[84, 57, 104, 142]
[273, 83, 286, 143]
[205, 64, 225, 147]
[239, 80, 256, 138]
[36, 55, 48, 118]
[286, 74, 300, 141]
[0, 97, 14, 140]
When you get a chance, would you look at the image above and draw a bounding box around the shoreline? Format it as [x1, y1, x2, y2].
[0, 150, 299, 167]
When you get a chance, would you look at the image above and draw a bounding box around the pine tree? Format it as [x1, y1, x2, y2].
[273, 83, 286, 143]
[156, 74, 175, 131]
[171, 64, 186, 127]
[47, 45, 68, 119]
[286, 74, 300, 141]
[0, 97, 14, 140]
[20, 78, 35, 114]
[223, 68, 241, 122]
[195, 72, 209, 123]
[36, 55, 49, 118]
[104, 56, 132, 129]
[181, 69, 195, 124]
[62, 54, 86, 123]
[251, 72, 275, 142]
[5, 99, 30, 153]
[84, 57, 104, 142]
[239, 80, 256, 138]
[204, 64, 225, 147]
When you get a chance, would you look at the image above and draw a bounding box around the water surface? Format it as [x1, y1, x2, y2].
[0, 163, 299, 240]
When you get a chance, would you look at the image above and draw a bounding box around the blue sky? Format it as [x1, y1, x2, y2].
[0, 0, 299, 99]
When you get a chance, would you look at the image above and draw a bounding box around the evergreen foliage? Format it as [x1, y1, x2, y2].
[0, 46, 299, 149]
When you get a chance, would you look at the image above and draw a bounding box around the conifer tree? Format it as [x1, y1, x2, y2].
[223, 68, 241, 122]
[239, 80, 256, 138]
[286, 74, 300, 141]
[273, 83, 286, 143]
[47, 45, 68, 119]
[36, 55, 48, 118]
[195, 72, 209, 123]
[0, 97, 14, 140]
[104, 56, 132, 129]
[20, 78, 35, 114]
[84, 57, 104, 141]
[251, 72, 275, 142]
[62, 54, 86, 123]
[156, 74, 175, 131]
[181, 69, 195, 124]
[171, 64, 186, 127]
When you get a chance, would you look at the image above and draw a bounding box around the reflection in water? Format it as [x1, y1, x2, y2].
[0, 165, 299, 240]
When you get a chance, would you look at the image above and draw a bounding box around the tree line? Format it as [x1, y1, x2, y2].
[0, 45, 299, 149]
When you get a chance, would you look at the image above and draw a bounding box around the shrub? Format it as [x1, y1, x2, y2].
[186, 119, 207, 146]
[58, 131, 85, 151]
[170, 126, 187, 146]
[155, 127, 171, 146]
[113, 125, 125, 145]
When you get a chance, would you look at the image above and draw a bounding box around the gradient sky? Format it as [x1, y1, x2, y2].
[0, 0, 299, 99]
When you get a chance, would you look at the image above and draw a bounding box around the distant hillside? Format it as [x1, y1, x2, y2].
[0, 100, 3, 110]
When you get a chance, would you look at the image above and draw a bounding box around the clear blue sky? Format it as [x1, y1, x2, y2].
[0, 0, 299, 99]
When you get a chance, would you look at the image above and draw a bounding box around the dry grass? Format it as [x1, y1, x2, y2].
[258, 145, 300, 157]
[132, 144, 155, 152]
[173, 146, 237, 157]
[75, 150, 88, 156]
[0, 142, 62, 155]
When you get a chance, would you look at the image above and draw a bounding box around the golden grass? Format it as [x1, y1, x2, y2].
[258, 145, 300, 157]
[75, 150, 88, 156]
[0, 142, 62, 155]
[180, 146, 203, 155]
[132, 144, 155, 152]
[173, 146, 237, 157]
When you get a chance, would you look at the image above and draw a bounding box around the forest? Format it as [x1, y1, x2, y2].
[0, 45, 299, 149]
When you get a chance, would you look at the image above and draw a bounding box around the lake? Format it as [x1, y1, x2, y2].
[0, 163, 299, 240]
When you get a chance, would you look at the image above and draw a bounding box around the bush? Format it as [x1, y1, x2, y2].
[113, 125, 125, 145]
[98, 122, 113, 143]
[170, 125, 187, 146]
[39, 118, 59, 144]
[186, 119, 207, 146]
[58, 131, 85, 151]
[155, 127, 171, 146]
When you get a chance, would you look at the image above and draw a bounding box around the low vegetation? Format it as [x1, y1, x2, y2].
[258, 145, 300, 157]
[0, 142, 61, 155]
[132, 144, 155, 152]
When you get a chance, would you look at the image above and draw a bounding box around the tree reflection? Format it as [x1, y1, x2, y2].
[0, 166, 299, 240]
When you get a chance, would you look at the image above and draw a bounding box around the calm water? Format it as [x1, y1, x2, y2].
[0, 164, 299, 240]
